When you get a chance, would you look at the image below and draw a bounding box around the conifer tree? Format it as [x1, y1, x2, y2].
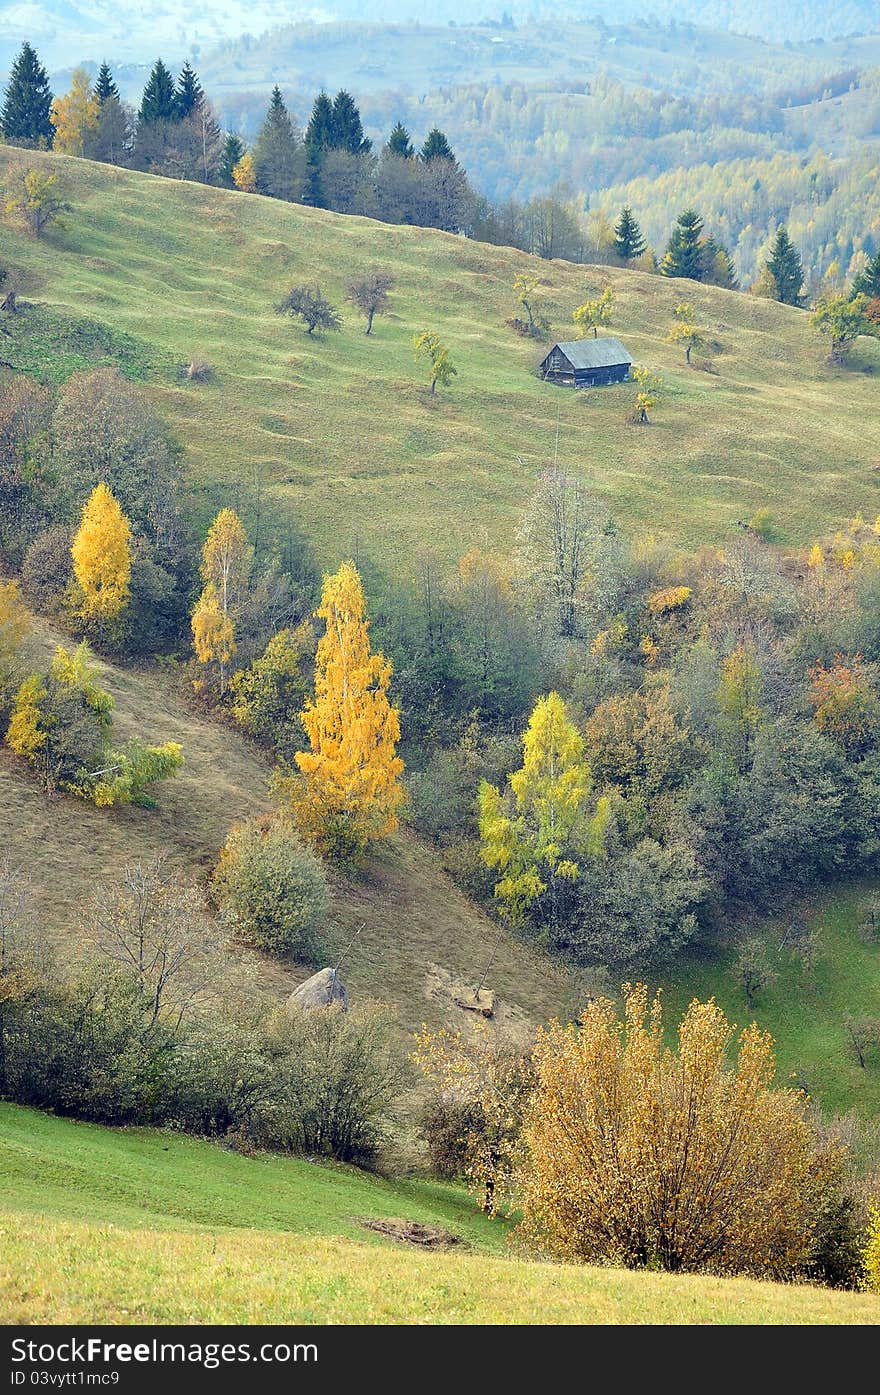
[174, 62, 203, 120]
[219, 133, 245, 187]
[71, 483, 132, 625]
[253, 87, 301, 200]
[94, 62, 119, 106]
[420, 127, 455, 162]
[613, 206, 646, 263]
[287, 561, 404, 860]
[852, 249, 880, 300]
[765, 225, 805, 306]
[0, 42, 54, 145]
[330, 89, 370, 154]
[138, 59, 177, 126]
[385, 121, 413, 159]
[303, 91, 335, 206]
[661, 208, 705, 281]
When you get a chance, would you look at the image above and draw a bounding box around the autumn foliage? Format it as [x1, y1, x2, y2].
[71, 482, 132, 625]
[280, 561, 404, 860]
[809, 655, 879, 756]
[518, 985, 843, 1277]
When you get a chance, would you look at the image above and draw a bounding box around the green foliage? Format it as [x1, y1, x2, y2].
[0, 42, 54, 145]
[479, 692, 609, 935]
[661, 208, 705, 280]
[765, 225, 805, 306]
[138, 59, 177, 126]
[811, 292, 879, 364]
[613, 206, 646, 263]
[253, 87, 302, 200]
[212, 816, 328, 960]
[228, 622, 313, 759]
[276, 285, 342, 335]
[412, 330, 457, 394]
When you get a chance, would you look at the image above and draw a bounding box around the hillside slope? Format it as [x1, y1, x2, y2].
[1, 149, 878, 575]
[2, 616, 589, 1035]
[2, 1105, 878, 1324]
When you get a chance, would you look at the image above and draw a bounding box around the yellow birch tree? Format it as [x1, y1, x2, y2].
[71, 483, 132, 626]
[191, 508, 251, 696]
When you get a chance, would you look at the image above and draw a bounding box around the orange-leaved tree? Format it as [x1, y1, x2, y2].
[71, 482, 132, 629]
[518, 984, 844, 1277]
[278, 560, 403, 860]
[191, 507, 251, 696]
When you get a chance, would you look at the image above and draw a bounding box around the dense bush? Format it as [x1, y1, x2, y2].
[518, 985, 851, 1279]
[212, 816, 328, 960]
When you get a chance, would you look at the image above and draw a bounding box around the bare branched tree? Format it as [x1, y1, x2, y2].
[82, 859, 220, 1032]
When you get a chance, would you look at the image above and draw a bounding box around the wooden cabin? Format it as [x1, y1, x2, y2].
[540, 337, 633, 388]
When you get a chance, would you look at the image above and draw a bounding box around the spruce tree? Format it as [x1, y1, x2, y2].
[661, 208, 705, 281]
[0, 41, 54, 145]
[174, 62, 204, 120]
[386, 121, 413, 159]
[852, 249, 880, 300]
[330, 89, 370, 154]
[701, 236, 738, 289]
[303, 92, 335, 206]
[94, 62, 119, 106]
[613, 206, 646, 262]
[765, 225, 805, 306]
[138, 59, 177, 126]
[219, 133, 245, 188]
[253, 87, 301, 200]
[420, 127, 455, 162]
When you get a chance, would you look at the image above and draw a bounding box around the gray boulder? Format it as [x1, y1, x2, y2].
[287, 967, 348, 1013]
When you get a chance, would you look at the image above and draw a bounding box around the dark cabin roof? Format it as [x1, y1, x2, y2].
[543, 337, 633, 370]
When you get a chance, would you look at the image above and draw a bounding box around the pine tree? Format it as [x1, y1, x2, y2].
[330, 89, 370, 154]
[71, 483, 133, 624]
[219, 133, 245, 187]
[138, 59, 177, 126]
[385, 121, 413, 159]
[288, 561, 404, 860]
[852, 249, 880, 300]
[94, 62, 119, 105]
[661, 208, 705, 281]
[174, 61, 203, 120]
[613, 206, 646, 262]
[766, 225, 805, 306]
[420, 127, 455, 162]
[303, 92, 335, 206]
[0, 42, 54, 145]
[253, 86, 301, 200]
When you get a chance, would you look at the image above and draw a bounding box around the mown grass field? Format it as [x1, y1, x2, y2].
[2, 1105, 878, 1324]
[1, 149, 879, 579]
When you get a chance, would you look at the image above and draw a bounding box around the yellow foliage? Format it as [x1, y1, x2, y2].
[808, 544, 824, 569]
[647, 585, 692, 614]
[71, 483, 132, 621]
[640, 634, 659, 664]
[865, 1207, 880, 1293]
[191, 583, 236, 666]
[519, 984, 843, 1276]
[287, 561, 404, 859]
[50, 68, 99, 156]
[5, 673, 47, 762]
[232, 153, 256, 192]
[192, 509, 250, 693]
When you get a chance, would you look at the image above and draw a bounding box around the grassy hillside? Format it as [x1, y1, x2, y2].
[1, 149, 879, 578]
[1, 613, 590, 1036]
[2, 1105, 878, 1324]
